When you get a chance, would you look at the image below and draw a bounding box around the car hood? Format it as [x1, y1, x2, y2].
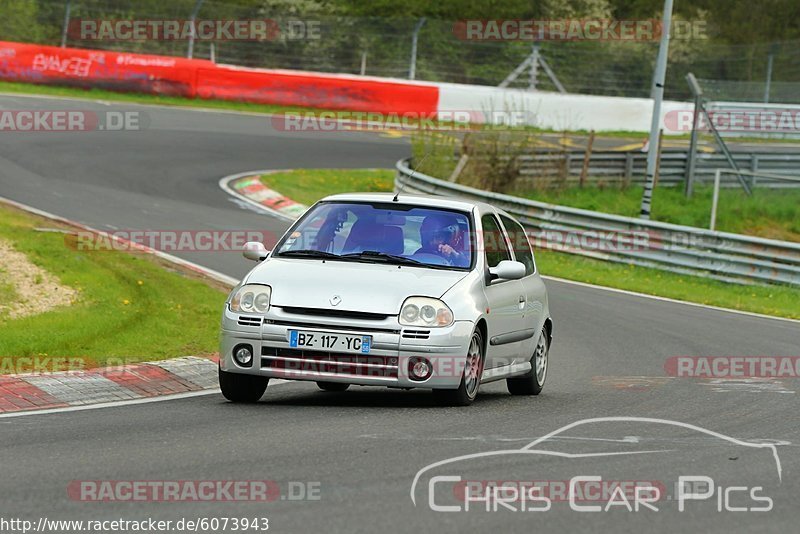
[246, 258, 468, 314]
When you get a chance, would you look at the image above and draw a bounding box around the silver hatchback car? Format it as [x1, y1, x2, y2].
[219, 193, 552, 406]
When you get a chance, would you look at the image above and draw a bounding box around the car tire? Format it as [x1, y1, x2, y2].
[219, 367, 269, 403]
[433, 329, 484, 406]
[507, 327, 549, 396]
[317, 381, 350, 392]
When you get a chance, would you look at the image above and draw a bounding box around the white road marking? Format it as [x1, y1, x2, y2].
[0, 389, 221, 418]
[228, 197, 269, 214]
[701, 378, 795, 394]
[219, 171, 296, 221]
[24, 373, 140, 404]
[0, 195, 239, 287]
[0, 379, 292, 419]
[543, 275, 800, 325]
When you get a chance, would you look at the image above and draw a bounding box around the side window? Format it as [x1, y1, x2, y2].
[481, 214, 511, 268]
[500, 215, 535, 276]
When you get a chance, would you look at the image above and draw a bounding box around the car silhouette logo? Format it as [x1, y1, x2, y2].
[330, 295, 342, 306]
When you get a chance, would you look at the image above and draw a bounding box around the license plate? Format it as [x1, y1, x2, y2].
[289, 330, 372, 354]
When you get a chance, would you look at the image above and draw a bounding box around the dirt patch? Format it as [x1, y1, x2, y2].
[0, 238, 78, 319]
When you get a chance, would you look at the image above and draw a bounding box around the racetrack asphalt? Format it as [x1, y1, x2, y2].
[0, 94, 799, 533]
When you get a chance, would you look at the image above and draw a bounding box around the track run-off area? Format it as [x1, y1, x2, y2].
[1, 94, 798, 533]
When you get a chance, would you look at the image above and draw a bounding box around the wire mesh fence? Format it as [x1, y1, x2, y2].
[3, 0, 800, 102]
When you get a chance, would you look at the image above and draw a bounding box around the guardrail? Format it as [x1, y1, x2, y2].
[395, 158, 800, 286]
[515, 150, 800, 188]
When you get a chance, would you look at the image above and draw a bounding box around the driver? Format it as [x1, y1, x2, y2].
[416, 214, 469, 267]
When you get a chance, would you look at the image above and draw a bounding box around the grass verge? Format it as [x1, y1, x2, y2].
[513, 184, 800, 242]
[258, 168, 799, 320]
[535, 250, 799, 319]
[260, 168, 394, 206]
[0, 203, 228, 370]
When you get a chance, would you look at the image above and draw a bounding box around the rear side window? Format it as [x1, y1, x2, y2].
[500, 215, 535, 276]
[481, 215, 511, 268]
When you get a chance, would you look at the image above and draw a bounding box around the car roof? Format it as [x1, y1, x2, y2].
[319, 192, 493, 213]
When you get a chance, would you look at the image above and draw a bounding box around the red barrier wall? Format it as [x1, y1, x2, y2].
[0, 41, 439, 114]
[0, 41, 209, 97]
[196, 65, 439, 114]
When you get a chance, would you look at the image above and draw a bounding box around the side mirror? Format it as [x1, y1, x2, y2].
[243, 241, 270, 261]
[488, 260, 526, 281]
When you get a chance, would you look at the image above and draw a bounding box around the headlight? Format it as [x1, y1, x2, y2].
[229, 284, 272, 313]
[399, 297, 453, 327]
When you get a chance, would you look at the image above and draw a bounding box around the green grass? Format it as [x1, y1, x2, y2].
[257, 168, 799, 320]
[260, 168, 394, 206]
[0, 273, 17, 315]
[535, 250, 799, 319]
[513, 184, 800, 242]
[0, 204, 228, 370]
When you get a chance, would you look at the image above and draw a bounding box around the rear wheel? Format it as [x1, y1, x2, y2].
[317, 381, 350, 392]
[507, 327, 548, 396]
[219, 368, 269, 403]
[433, 329, 484, 406]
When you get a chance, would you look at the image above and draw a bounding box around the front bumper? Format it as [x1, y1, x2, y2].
[219, 306, 473, 389]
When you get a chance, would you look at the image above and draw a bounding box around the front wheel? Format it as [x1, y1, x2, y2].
[507, 327, 549, 396]
[219, 368, 269, 403]
[433, 329, 484, 406]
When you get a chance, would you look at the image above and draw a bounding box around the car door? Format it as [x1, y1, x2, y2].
[499, 213, 548, 364]
[480, 213, 526, 369]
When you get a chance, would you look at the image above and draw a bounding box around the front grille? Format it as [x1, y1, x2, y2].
[265, 319, 399, 334]
[402, 329, 431, 340]
[238, 316, 262, 327]
[279, 306, 391, 321]
[261, 347, 398, 378]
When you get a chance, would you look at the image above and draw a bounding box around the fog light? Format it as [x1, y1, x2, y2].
[234, 345, 253, 367]
[409, 357, 432, 381]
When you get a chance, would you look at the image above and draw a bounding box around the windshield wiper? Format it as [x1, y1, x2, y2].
[278, 249, 342, 259]
[340, 251, 426, 266]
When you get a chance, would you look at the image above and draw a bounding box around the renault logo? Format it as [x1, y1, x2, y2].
[330, 295, 342, 306]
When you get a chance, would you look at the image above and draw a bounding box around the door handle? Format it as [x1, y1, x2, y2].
[518, 296, 526, 303]
[518, 295, 526, 310]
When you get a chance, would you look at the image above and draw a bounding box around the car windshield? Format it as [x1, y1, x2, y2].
[275, 201, 473, 270]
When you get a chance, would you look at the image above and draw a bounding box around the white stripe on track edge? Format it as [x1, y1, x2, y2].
[0, 389, 221, 419]
[0, 195, 239, 287]
[218, 170, 298, 222]
[542, 275, 800, 325]
[0, 380, 292, 419]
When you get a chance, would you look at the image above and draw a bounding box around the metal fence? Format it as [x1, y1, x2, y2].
[6, 0, 800, 102]
[395, 158, 800, 286]
[515, 150, 800, 188]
